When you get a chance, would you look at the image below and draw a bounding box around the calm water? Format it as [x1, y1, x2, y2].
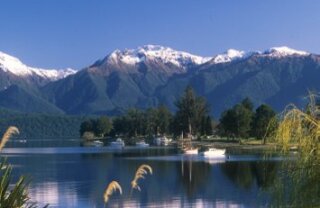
[3, 146, 281, 208]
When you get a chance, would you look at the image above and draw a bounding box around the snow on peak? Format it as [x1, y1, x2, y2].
[212, 49, 247, 64]
[107, 45, 211, 67]
[264, 46, 309, 57]
[0, 51, 76, 80]
[209, 46, 310, 64]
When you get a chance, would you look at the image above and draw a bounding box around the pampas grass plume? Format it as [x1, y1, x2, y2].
[0, 126, 19, 151]
[103, 181, 122, 204]
[131, 164, 153, 192]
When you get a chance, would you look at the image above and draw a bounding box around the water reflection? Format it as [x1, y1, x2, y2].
[220, 161, 278, 190]
[179, 156, 212, 198]
[4, 147, 280, 207]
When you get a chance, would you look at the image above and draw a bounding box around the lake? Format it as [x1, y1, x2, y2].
[3, 146, 281, 208]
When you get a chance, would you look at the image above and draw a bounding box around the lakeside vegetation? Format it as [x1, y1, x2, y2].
[268, 94, 320, 207]
[80, 86, 277, 145]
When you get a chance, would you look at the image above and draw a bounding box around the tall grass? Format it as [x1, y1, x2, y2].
[131, 164, 153, 192]
[103, 164, 153, 206]
[103, 181, 122, 205]
[0, 126, 19, 151]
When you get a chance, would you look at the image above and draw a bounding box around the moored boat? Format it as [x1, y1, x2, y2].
[201, 148, 226, 158]
[110, 138, 125, 148]
[183, 148, 199, 155]
[154, 136, 170, 146]
[136, 140, 150, 147]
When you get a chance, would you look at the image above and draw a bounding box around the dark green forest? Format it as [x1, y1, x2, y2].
[0, 108, 90, 139]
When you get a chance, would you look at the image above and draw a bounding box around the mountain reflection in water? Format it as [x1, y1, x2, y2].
[3, 147, 279, 207]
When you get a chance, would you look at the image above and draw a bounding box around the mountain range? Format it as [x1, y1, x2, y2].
[1, 45, 319, 117]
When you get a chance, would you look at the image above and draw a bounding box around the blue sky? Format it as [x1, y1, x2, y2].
[1, 0, 320, 69]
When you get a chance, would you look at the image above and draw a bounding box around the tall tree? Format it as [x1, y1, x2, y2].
[157, 105, 172, 135]
[80, 119, 94, 136]
[241, 97, 254, 112]
[219, 109, 237, 138]
[146, 105, 172, 136]
[252, 104, 276, 142]
[233, 104, 253, 138]
[125, 108, 146, 137]
[201, 115, 213, 136]
[173, 86, 210, 137]
[219, 100, 254, 139]
[94, 116, 112, 137]
[205, 116, 213, 135]
[146, 107, 161, 136]
[111, 116, 128, 136]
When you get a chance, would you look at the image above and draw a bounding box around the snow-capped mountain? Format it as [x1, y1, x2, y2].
[208, 46, 310, 64]
[263, 46, 310, 57]
[0, 51, 76, 81]
[0, 45, 317, 116]
[210, 49, 248, 64]
[105, 45, 211, 68]
[101, 45, 311, 70]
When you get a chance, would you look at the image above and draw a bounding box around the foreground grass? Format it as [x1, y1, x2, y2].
[0, 126, 47, 208]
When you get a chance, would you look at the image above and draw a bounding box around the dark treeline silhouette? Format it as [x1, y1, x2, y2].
[80, 86, 276, 141]
[80, 86, 212, 139]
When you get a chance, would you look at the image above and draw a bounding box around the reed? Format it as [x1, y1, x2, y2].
[0, 126, 19, 151]
[131, 164, 153, 192]
[103, 181, 122, 205]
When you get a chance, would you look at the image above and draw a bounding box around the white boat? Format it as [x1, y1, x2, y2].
[154, 136, 170, 146]
[201, 148, 226, 158]
[110, 138, 125, 148]
[135, 141, 149, 147]
[183, 148, 199, 155]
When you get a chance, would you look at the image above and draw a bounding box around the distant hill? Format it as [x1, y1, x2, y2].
[1, 45, 319, 117]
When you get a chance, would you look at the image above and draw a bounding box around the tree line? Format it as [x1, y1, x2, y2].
[219, 98, 276, 142]
[80, 86, 276, 141]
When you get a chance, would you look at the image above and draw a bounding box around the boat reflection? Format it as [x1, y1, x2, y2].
[6, 147, 280, 207]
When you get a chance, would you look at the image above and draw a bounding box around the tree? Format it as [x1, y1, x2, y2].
[94, 116, 112, 137]
[111, 116, 128, 136]
[201, 116, 213, 136]
[125, 108, 146, 137]
[205, 116, 213, 135]
[145, 108, 158, 136]
[241, 97, 254, 112]
[173, 86, 210, 137]
[270, 97, 320, 207]
[219, 109, 237, 138]
[219, 101, 253, 139]
[157, 105, 172, 135]
[233, 104, 252, 138]
[80, 119, 94, 136]
[252, 104, 276, 142]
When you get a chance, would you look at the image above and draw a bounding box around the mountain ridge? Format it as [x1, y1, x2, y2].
[0, 45, 318, 116]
